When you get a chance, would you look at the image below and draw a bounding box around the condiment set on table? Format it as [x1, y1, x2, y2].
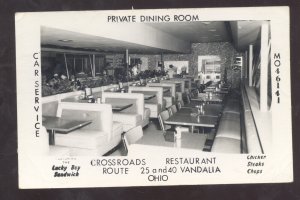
[79, 87, 102, 103]
[194, 103, 206, 116]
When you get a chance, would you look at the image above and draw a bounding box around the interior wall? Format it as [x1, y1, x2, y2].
[164, 42, 242, 88]
[126, 42, 242, 88]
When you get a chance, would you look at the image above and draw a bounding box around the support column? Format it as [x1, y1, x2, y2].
[248, 45, 253, 86]
[260, 23, 269, 112]
[89, 55, 93, 78]
[126, 49, 129, 83]
[245, 51, 248, 79]
[160, 53, 164, 71]
[63, 53, 69, 80]
[92, 54, 96, 77]
[73, 56, 76, 78]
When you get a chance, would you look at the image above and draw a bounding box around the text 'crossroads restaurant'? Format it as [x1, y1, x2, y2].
[34, 16, 273, 157]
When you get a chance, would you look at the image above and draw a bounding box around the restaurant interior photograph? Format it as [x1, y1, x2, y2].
[40, 20, 272, 156]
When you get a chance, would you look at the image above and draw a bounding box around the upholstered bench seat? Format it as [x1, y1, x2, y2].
[211, 91, 242, 154]
[216, 118, 241, 140]
[176, 92, 182, 101]
[54, 102, 123, 156]
[129, 86, 163, 119]
[142, 108, 151, 127]
[112, 121, 123, 137]
[144, 108, 151, 118]
[164, 96, 174, 108]
[112, 113, 143, 132]
[162, 98, 167, 110]
[56, 130, 109, 150]
[145, 103, 162, 118]
[220, 112, 240, 122]
[102, 92, 147, 131]
[112, 113, 142, 125]
[211, 137, 241, 154]
[226, 98, 240, 104]
[223, 102, 240, 114]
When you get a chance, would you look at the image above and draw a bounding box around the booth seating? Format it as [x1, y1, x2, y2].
[54, 102, 123, 156]
[171, 78, 192, 94]
[42, 84, 121, 116]
[211, 86, 262, 154]
[212, 112, 241, 153]
[211, 91, 242, 153]
[223, 98, 240, 114]
[42, 90, 83, 117]
[102, 92, 150, 131]
[161, 79, 185, 101]
[147, 82, 176, 108]
[100, 84, 119, 92]
[129, 86, 164, 118]
[42, 94, 60, 117]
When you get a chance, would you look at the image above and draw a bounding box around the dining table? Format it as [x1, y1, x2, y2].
[203, 86, 229, 93]
[111, 102, 133, 112]
[165, 113, 218, 128]
[214, 90, 229, 94]
[42, 116, 92, 145]
[144, 94, 156, 100]
[131, 91, 157, 100]
[131, 131, 207, 152]
[183, 99, 224, 108]
[206, 86, 216, 89]
[61, 95, 133, 111]
[165, 103, 222, 133]
[177, 104, 223, 117]
[191, 93, 225, 104]
[163, 87, 170, 93]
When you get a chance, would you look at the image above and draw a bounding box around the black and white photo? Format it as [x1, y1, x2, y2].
[15, 7, 293, 188]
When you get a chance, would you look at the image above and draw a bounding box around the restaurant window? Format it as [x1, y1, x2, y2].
[248, 21, 272, 111]
[41, 52, 106, 80]
[41, 51, 108, 96]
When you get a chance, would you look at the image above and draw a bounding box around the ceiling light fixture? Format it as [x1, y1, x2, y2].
[214, 34, 220, 37]
[209, 29, 217, 32]
[201, 21, 211, 25]
[58, 39, 73, 42]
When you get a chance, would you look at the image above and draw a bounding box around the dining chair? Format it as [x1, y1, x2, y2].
[176, 100, 184, 110]
[158, 110, 172, 131]
[186, 94, 191, 104]
[175, 101, 201, 134]
[176, 101, 182, 110]
[167, 107, 173, 116]
[174, 102, 195, 133]
[159, 109, 190, 134]
[168, 104, 178, 116]
[120, 125, 143, 156]
[124, 125, 143, 145]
